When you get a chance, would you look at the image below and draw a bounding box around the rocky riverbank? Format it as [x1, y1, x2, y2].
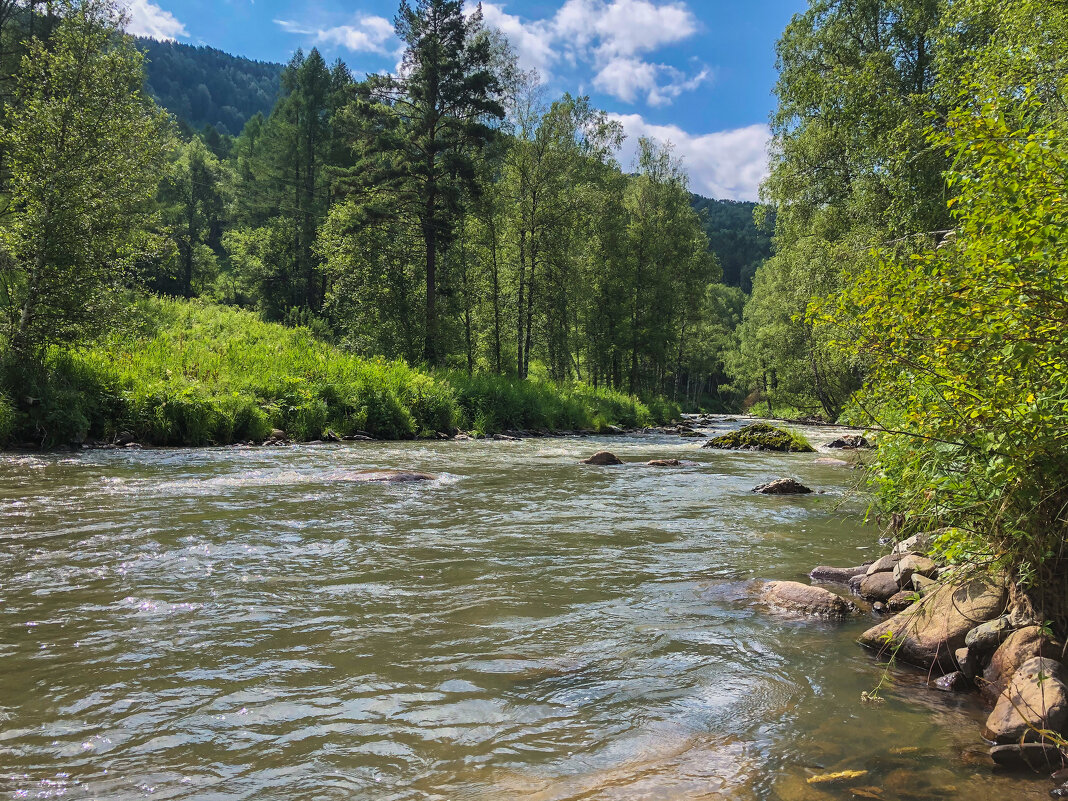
[804, 533, 1068, 792]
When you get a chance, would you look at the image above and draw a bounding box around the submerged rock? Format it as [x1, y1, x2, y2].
[761, 581, 858, 619]
[349, 470, 436, 483]
[647, 459, 683, 467]
[702, 423, 814, 453]
[752, 478, 813, 495]
[582, 451, 623, 466]
[858, 576, 1008, 671]
[809, 564, 871, 584]
[814, 457, 851, 467]
[934, 671, 970, 692]
[983, 658, 1068, 744]
[989, 743, 1066, 772]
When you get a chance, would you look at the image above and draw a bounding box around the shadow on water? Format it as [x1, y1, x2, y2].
[0, 419, 1050, 800]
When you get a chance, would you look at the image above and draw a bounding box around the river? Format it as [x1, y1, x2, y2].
[0, 420, 1048, 800]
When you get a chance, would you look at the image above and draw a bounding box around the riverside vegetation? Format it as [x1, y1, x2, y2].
[2, 0, 1068, 791]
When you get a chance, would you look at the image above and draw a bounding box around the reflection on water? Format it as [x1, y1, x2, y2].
[0, 420, 1048, 800]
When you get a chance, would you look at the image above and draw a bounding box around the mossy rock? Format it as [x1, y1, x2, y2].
[702, 423, 814, 453]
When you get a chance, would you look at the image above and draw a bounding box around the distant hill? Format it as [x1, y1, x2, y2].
[138, 38, 283, 136]
[690, 195, 773, 290]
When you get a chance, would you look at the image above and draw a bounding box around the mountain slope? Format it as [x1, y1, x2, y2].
[138, 38, 282, 135]
[690, 195, 773, 290]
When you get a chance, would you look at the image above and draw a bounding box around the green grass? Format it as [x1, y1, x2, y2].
[1, 297, 678, 447]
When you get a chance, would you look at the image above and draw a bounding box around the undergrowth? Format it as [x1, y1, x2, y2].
[0, 297, 677, 447]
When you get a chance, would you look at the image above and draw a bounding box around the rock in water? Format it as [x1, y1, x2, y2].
[934, 671, 969, 692]
[859, 572, 900, 603]
[647, 459, 682, 467]
[858, 576, 1008, 671]
[761, 581, 858, 619]
[809, 564, 871, 584]
[983, 658, 1068, 744]
[988, 743, 1066, 772]
[582, 451, 623, 466]
[752, 478, 813, 495]
[349, 470, 436, 483]
[702, 423, 814, 452]
[893, 532, 933, 555]
[984, 627, 1066, 703]
[826, 435, 871, 449]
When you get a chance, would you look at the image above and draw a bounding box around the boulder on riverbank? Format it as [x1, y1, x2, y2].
[858, 576, 1008, 671]
[983, 657, 1068, 744]
[761, 581, 858, 619]
[753, 478, 813, 495]
[983, 626, 1066, 702]
[703, 423, 814, 453]
[859, 571, 900, 603]
[582, 451, 623, 466]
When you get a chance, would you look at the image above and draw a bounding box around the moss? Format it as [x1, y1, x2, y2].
[703, 422, 814, 453]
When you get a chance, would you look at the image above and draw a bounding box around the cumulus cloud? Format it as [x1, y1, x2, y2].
[611, 114, 771, 201]
[122, 0, 187, 40]
[275, 15, 396, 55]
[476, 0, 708, 106]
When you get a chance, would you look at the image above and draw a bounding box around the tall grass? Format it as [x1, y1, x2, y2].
[0, 297, 677, 447]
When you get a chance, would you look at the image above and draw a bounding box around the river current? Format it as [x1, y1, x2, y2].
[0, 420, 1048, 799]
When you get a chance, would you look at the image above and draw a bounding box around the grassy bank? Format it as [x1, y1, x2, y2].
[0, 298, 677, 448]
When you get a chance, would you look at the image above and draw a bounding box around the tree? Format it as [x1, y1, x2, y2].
[0, 0, 168, 357]
[157, 137, 229, 297]
[739, 0, 948, 418]
[229, 48, 351, 317]
[339, 0, 503, 366]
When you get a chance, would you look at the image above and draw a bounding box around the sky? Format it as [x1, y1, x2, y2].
[121, 0, 808, 201]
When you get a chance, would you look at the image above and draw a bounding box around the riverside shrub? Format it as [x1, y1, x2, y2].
[830, 82, 1068, 620]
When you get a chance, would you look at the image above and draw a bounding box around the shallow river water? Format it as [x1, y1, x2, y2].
[0, 420, 1049, 800]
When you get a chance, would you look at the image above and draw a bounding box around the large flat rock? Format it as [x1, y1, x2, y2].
[858, 576, 1007, 671]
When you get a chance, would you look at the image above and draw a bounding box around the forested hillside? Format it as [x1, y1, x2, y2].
[138, 38, 282, 135]
[690, 196, 772, 289]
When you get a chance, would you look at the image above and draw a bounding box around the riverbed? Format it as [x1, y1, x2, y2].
[0, 421, 1049, 799]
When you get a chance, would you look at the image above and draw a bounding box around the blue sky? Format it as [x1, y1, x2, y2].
[123, 0, 808, 200]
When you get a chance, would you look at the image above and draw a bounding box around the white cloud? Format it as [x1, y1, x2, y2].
[122, 0, 187, 41]
[593, 57, 711, 106]
[275, 15, 396, 55]
[555, 0, 697, 59]
[479, 4, 556, 79]
[476, 0, 707, 107]
[611, 114, 771, 201]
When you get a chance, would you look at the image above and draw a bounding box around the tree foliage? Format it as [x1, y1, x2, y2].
[0, 0, 168, 356]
